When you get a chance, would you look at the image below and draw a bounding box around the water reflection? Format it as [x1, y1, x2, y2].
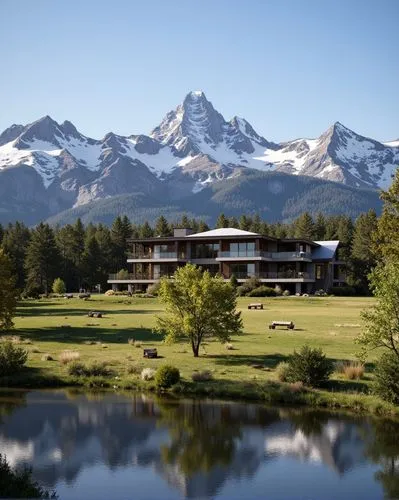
[0, 389, 398, 499]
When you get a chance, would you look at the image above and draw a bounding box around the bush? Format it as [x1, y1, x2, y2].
[275, 285, 283, 296]
[282, 289, 290, 297]
[52, 278, 66, 295]
[276, 361, 290, 382]
[286, 345, 333, 387]
[192, 370, 213, 382]
[328, 286, 356, 296]
[229, 274, 238, 288]
[0, 453, 57, 499]
[141, 367, 156, 381]
[0, 341, 28, 376]
[247, 286, 276, 297]
[314, 289, 327, 296]
[155, 365, 180, 389]
[105, 289, 115, 296]
[237, 277, 260, 296]
[68, 360, 112, 377]
[22, 284, 41, 299]
[147, 282, 161, 296]
[373, 352, 399, 404]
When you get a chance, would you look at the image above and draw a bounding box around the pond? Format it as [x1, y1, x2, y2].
[0, 390, 398, 499]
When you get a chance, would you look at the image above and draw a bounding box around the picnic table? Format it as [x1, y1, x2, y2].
[269, 321, 295, 330]
[248, 303, 263, 310]
[143, 348, 158, 359]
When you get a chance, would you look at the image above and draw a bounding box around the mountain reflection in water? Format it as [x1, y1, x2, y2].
[0, 390, 398, 500]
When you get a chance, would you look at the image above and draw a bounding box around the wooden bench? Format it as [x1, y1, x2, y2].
[248, 303, 263, 310]
[88, 311, 102, 318]
[269, 321, 295, 330]
[143, 348, 158, 359]
[64, 293, 74, 299]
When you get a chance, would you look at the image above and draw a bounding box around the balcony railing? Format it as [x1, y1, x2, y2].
[127, 252, 185, 260]
[217, 251, 312, 260]
[232, 271, 314, 280]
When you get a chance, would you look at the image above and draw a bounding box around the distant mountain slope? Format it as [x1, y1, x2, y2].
[46, 171, 382, 226]
[0, 90, 395, 225]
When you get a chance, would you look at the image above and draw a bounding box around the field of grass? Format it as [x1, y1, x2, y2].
[1, 294, 396, 416]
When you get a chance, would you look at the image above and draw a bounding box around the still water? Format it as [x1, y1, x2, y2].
[0, 390, 398, 500]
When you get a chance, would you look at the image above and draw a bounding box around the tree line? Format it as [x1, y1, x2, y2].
[0, 209, 377, 295]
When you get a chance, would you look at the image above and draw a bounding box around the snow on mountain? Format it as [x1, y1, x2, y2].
[0, 91, 398, 210]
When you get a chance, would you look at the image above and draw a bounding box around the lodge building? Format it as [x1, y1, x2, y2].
[107, 228, 345, 294]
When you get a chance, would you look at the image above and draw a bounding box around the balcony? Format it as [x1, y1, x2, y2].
[127, 252, 186, 262]
[231, 271, 314, 281]
[108, 271, 176, 282]
[217, 251, 312, 261]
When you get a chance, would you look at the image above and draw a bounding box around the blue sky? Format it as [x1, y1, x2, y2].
[0, 0, 398, 142]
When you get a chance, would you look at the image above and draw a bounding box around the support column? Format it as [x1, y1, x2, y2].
[128, 284, 133, 293]
[295, 282, 302, 295]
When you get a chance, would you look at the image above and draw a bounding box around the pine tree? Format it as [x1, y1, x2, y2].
[373, 171, 399, 262]
[250, 214, 262, 233]
[197, 220, 210, 233]
[336, 216, 354, 263]
[228, 216, 239, 228]
[1, 222, 30, 290]
[314, 213, 326, 240]
[155, 216, 171, 236]
[216, 213, 229, 228]
[294, 212, 315, 240]
[140, 221, 154, 238]
[239, 215, 251, 231]
[0, 249, 17, 331]
[24, 223, 60, 295]
[81, 236, 103, 289]
[259, 221, 270, 236]
[0, 224, 4, 245]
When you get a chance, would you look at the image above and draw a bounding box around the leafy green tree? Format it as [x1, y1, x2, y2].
[24, 223, 60, 295]
[52, 278, 66, 295]
[357, 262, 399, 361]
[0, 249, 17, 331]
[216, 213, 229, 228]
[157, 264, 243, 357]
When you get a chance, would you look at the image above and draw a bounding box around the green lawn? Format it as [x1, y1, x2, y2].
[5, 294, 373, 383]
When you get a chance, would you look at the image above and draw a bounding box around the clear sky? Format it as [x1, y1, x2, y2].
[0, 0, 398, 142]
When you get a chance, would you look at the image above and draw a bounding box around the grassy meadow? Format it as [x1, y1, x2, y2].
[2, 294, 396, 415]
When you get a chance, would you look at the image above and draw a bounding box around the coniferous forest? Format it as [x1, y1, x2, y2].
[0, 210, 378, 296]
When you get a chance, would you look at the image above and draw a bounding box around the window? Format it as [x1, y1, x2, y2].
[230, 263, 256, 278]
[315, 264, 324, 280]
[229, 241, 255, 257]
[191, 243, 219, 259]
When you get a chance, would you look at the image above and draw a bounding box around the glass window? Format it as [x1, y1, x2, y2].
[247, 263, 255, 276]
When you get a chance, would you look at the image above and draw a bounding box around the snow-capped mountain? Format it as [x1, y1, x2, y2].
[0, 90, 398, 223]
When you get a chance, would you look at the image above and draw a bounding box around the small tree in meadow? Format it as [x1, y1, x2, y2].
[157, 264, 243, 357]
[52, 278, 66, 295]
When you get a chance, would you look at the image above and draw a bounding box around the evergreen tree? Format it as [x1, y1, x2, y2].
[314, 213, 326, 240]
[336, 215, 354, 263]
[216, 213, 229, 228]
[228, 216, 239, 228]
[0, 249, 17, 331]
[1, 222, 30, 290]
[140, 221, 154, 238]
[197, 220, 210, 233]
[81, 236, 103, 289]
[349, 210, 378, 292]
[259, 221, 270, 236]
[250, 214, 262, 233]
[294, 212, 315, 240]
[373, 170, 399, 262]
[239, 215, 251, 231]
[24, 223, 60, 295]
[0, 224, 3, 245]
[155, 216, 171, 236]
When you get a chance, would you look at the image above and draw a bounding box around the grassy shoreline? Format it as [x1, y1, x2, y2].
[1, 295, 398, 418]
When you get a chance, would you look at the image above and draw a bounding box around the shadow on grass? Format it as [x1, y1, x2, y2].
[16, 307, 163, 317]
[206, 353, 288, 369]
[16, 326, 163, 344]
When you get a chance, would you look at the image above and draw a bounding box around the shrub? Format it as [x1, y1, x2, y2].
[126, 363, 142, 375]
[192, 370, 213, 382]
[147, 282, 161, 296]
[336, 361, 365, 380]
[0, 341, 28, 376]
[22, 284, 41, 299]
[328, 286, 356, 296]
[237, 277, 260, 296]
[314, 289, 327, 296]
[52, 278, 66, 295]
[67, 361, 87, 376]
[105, 289, 115, 296]
[0, 453, 57, 499]
[275, 285, 283, 296]
[141, 367, 156, 381]
[247, 286, 276, 297]
[116, 269, 130, 280]
[59, 351, 80, 365]
[282, 289, 290, 297]
[373, 352, 399, 404]
[155, 365, 180, 389]
[229, 274, 238, 288]
[286, 345, 333, 387]
[236, 285, 246, 297]
[276, 361, 290, 382]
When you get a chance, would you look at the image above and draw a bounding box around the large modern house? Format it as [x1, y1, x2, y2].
[107, 228, 345, 294]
